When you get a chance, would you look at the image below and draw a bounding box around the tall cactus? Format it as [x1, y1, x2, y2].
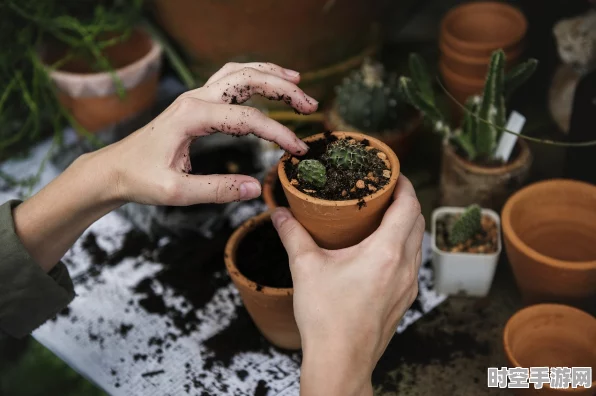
[398, 50, 538, 162]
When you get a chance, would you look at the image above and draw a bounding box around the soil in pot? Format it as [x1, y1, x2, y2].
[283, 133, 391, 201]
[435, 212, 498, 254]
[235, 220, 291, 289]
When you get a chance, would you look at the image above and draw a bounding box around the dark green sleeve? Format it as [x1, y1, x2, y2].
[0, 200, 75, 338]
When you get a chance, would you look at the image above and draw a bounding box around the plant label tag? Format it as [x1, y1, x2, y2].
[495, 111, 526, 162]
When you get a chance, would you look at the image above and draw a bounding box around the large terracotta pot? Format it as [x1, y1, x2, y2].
[224, 210, 300, 350]
[45, 28, 162, 133]
[278, 131, 400, 250]
[439, 139, 532, 211]
[501, 179, 596, 309]
[439, 1, 528, 59]
[503, 304, 596, 395]
[323, 102, 422, 162]
[152, 0, 381, 104]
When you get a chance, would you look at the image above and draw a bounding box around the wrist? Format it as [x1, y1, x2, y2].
[73, 150, 126, 208]
[300, 339, 373, 396]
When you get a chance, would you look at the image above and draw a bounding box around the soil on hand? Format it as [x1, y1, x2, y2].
[284, 133, 391, 200]
[235, 220, 292, 289]
[436, 213, 498, 254]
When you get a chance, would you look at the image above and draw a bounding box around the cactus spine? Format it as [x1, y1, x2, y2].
[448, 204, 482, 245]
[398, 50, 538, 162]
[325, 139, 373, 171]
[335, 58, 406, 132]
[297, 159, 327, 189]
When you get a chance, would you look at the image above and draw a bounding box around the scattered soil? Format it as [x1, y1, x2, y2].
[235, 220, 292, 289]
[435, 213, 498, 254]
[283, 133, 391, 201]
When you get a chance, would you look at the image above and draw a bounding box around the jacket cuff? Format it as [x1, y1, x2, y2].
[0, 200, 75, 338]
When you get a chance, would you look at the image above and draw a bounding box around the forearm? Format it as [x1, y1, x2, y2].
[13, 151, 122, 272]
[300, 340, 374, 396]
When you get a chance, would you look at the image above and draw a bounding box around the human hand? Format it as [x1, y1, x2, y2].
[82, 61, 318, 206]
[271, 174, 424, 396]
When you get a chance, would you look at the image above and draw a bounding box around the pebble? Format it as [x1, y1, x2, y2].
[383, 159, 391, 169]
[365, 146, 374, 151]
[356, 180, 365, 189]
[377, 152, 387, 160]
[303, 189, 316, 194]
[368, 184, 377, 192]
[348, 139, 357, 145]
[383, 170, 391, 178]
[290, 179, 299, 186]
[341, 190, 347, 197]
[291, 157, 300, 166]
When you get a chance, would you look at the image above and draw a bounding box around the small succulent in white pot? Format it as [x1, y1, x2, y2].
[431, 204, 502, 297]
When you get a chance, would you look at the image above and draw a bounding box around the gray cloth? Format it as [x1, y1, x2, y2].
[0, 200, 75, 338]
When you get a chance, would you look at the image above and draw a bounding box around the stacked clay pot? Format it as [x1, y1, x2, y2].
[438, 1, 528, 118]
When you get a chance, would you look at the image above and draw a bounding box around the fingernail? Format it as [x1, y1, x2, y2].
[297, 140, 309, 154]
[284, 68, 300, 77]
[304, 94, 318, 105]
[271, 208, 290, 229]
[239, 182, 261, 200]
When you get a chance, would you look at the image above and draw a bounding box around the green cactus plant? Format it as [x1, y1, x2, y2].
[448, 204, 482, 246]
[297, 159, 327, 189]
[325, 139, 373, 171]
[335, 58, 407, 132]
[398, 50, 538, 162]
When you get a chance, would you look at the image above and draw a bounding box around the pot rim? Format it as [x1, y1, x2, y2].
[224, 210, 293, 296]
[45, 27, 163, 83]
[440, 60, 486, 88]
[501, 179, 596, 270]
[440, 1, 528, 52]
[277, 131, 400, 207]
[502, 303, 596, 390]
[431, 206, 502, 258]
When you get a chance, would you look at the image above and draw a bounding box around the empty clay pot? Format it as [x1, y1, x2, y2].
[439, 139, 532, 211]
[440, 1, 528, 59]
[503, 303, 596, 395]
[439, 60, 486, 120]
[45, 28, 162, 133]
[278, 131, 400, 250]
[224, 210, 300, 350]
[439, 37, 523, 80]
[501, 179, 596, 309]
[323, 102, 422, 162]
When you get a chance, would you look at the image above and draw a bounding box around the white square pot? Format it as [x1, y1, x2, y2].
[431, 206, 502, 297]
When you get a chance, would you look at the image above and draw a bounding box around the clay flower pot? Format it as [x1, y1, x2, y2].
[224, 210, 300, 350]
[45, 28, 162, 133]
[439, 1, 528, 59]
[431, 207, 501, 297]
[439, 60, 485, 116]
[503, 303, 596, 395]
[323, 102, 422, 161]
[501, 179, 596, 309]
[278, 131, 400, 250]
[439, 139, 532, 211]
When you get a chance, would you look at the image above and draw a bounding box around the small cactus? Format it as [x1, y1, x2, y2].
[335, 58, 407, 132]
[297, 159, 327, 189]
[448, 204, 482, 246]
[325, 139, 372, 171]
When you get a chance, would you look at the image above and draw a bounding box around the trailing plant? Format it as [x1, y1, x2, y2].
[335, 58, 409, 133]
[448, 204, 482, 245]
[398, 50, 538, 162]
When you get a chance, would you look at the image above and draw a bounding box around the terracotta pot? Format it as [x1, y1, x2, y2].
[440, 1, 528, 59]
[45, 28, 162, 133]
[323, 102, 422, 161]
[439, 37, 523, 80]
[262, 165, 290, 210]
[278, 131, 400, 250]
[439, 60, 485, 121]
[501, 179, 596, 309]
[503, 303, 596, 395]
[224, 210, 300, 350]
[439, 139, 532, 211]
[152, 0, 382, 104]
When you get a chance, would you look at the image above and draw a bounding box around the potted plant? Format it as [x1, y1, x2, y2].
[324, 58, 421, 160]
[224, 210, 300, 350]
[399, 49, 538, 210]
[431, 204, 501, 297]
[277, 131, 399, 250]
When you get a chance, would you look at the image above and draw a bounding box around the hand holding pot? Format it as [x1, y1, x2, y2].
[13, 62, 318, 272]
[271, 175, 424, 396]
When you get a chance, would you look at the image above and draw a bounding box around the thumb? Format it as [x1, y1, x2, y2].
[271, 207, 318, 260]
[174, 174, 262, 205]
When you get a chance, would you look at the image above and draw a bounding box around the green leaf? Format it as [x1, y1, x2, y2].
[476, 50, 504, 157]
[408, 53, 434, 103]
[398, 77, 446, 127]
[504, 58, 538, 98]
[452, 133, 476, 161]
